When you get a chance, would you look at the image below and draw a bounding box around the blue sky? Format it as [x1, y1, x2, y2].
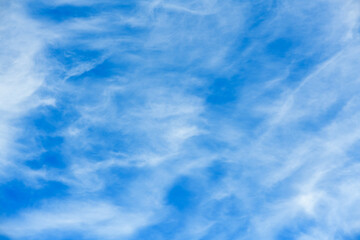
[1, 0, 360, 239]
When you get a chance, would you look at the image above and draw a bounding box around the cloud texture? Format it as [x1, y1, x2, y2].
[1, 0, 360, 239]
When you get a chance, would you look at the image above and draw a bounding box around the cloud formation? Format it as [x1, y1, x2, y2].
[1, 0, 360, 239]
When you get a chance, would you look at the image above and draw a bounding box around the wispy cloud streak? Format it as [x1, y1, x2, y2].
[1, 0, 360, 240]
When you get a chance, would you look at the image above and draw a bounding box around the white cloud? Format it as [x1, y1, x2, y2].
[0, 2, 54, 177]
[0, 200, 152, 240]
[2, 0, 360, 239]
